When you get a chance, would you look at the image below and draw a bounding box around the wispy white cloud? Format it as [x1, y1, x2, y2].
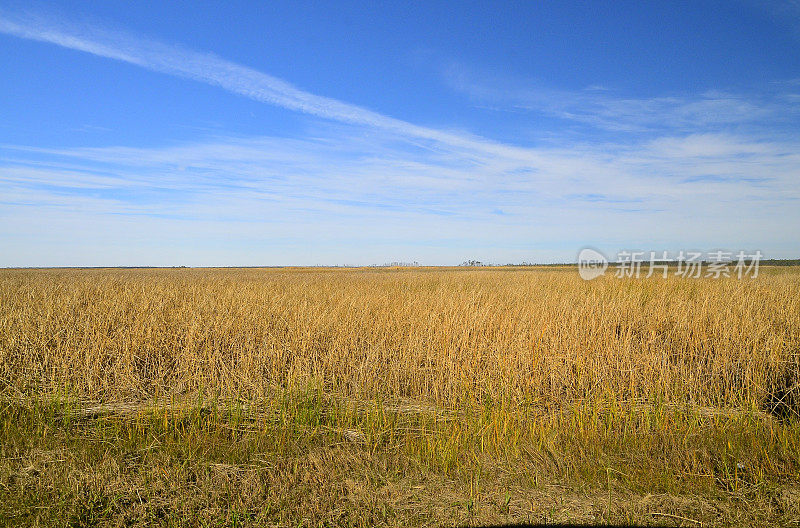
[0, 9, 538, 160]
[444, 64, 800, 134]
[2, 126, 798, 265]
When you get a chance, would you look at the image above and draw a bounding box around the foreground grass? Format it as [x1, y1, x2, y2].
[0, 267, 799, 525]
[2, 390, 798, 526]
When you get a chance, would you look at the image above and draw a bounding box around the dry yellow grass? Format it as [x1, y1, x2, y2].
[1, 266, 799, 526]
[1, 267, 798, 410]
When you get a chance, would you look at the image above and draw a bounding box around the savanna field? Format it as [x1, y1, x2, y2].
[0, 267, 798, 527]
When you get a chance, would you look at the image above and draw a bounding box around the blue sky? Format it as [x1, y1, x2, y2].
[1, 1, 799, 266]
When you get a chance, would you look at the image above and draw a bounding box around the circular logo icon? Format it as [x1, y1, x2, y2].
[578, 248, 608, 280]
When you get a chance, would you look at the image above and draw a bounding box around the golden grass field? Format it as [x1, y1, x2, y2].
[1, 267, 798, 526]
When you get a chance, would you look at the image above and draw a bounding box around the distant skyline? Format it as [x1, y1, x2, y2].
[1, 1, 799, 266]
